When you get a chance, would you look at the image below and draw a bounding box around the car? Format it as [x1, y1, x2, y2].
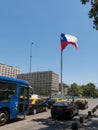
[47, 98, 62, 108]
[50, 101, 79, 119]
[30, 97, 40, 105]
[75, 98, 88, 109]
[57, 99, 67, 102]
[28, 98, 48, 114]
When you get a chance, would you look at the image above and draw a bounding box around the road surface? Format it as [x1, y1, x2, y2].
[0, 98, 98, 130]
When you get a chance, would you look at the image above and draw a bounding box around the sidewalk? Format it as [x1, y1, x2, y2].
[79, 110, 98, 130]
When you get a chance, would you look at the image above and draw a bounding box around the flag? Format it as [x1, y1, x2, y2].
[60, 33, 78, 51]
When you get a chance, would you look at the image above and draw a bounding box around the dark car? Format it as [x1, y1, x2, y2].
[28, 98, 48, 114]
[47, 98, 61, 108]
[75, 98, 88, 109]
[50, 101, 79, 119]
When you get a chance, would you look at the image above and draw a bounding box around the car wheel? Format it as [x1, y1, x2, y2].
[0, 110, 9, 126]
[69, 112, 73, 120]
[51, 114, 56, 119]
[33, 109, 37, 115]
[76, 109, 79, 115]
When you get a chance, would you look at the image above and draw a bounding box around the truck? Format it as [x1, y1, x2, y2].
[0, 76, 29, 126]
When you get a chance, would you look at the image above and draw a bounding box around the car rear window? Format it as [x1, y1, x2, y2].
[54, 102, 70, 106]
[76, 100, 85, 102]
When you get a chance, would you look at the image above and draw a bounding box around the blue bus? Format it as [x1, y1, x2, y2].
[0, 76, 29, 126]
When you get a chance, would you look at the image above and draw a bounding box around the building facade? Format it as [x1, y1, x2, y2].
[59, 83, 69, 96]
[18, 71, 59, 97]
[0, 63, 20, 78]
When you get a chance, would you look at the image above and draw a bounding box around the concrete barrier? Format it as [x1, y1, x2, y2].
[72, 122, 78, 130]
[80, 116, 84, 124]
[88, 111, 92, 116]
[92, 107, 96, 113]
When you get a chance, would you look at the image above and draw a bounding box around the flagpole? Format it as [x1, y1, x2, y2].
[30, 42, 34, 73]
[60, 33, 78, 99]
[61, 50, 63, 99]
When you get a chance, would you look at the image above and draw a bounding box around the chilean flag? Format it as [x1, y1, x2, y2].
[60, 33, 78, 51]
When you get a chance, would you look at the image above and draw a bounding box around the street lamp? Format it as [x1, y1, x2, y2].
[30, 42, 34, 73]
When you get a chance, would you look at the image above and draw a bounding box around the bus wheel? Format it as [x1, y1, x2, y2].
[0, 110, 9, 126]
[33, 109, 37, 115]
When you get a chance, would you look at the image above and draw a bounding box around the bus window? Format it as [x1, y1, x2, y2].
[19, 87, 28, 102]
[0, 82, 16, 102]
[18, 87, 29, 113]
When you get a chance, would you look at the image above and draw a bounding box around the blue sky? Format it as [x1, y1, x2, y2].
[0, 0, 98, 86]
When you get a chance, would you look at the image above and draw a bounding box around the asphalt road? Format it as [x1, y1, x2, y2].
[0, 98, 98, 130]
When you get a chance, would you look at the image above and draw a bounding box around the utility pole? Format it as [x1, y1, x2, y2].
[30, 42, 34, 73]
[29, 42, 34, 94]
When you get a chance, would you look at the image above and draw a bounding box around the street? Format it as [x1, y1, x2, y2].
[0, 99, 98, 130]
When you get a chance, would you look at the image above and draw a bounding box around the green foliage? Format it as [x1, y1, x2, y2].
[95, 89, 98, 97]
[70, 83, 80, 96]
[69, 82, 98, 97]
[80, 0, 89, 4]
[80, 0, 98, 30]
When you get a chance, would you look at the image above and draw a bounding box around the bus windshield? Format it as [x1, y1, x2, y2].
[0, 82, 16, 102]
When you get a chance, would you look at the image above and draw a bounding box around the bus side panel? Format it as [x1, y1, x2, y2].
[9, 96, 19, 119]
[0, 100, 18, 120]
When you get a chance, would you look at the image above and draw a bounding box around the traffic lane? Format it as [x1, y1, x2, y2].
[0, 110, 79, 130]
[79, 98, 98, 116]
[0, 111, 97, 130]
[75, 99, 98, 130]
[25, 110, 98, 130]
[31, 114, 79, 130]
[0, 99, 98, 130]
[23, 100, 98, 130]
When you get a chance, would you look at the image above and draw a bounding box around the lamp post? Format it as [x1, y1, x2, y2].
[29, 43, 34, 95]
[30, 42, 34, 73]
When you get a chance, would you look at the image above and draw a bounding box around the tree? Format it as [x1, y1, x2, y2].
[80, 0, 98, 30]
[95, 88, 98, 97]
[82, 82, 96, 97]
[70, 83, 80, 96]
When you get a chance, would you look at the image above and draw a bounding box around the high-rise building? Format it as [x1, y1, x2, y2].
[17, 71, 59, 97]
[0, 63, 20, 78]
